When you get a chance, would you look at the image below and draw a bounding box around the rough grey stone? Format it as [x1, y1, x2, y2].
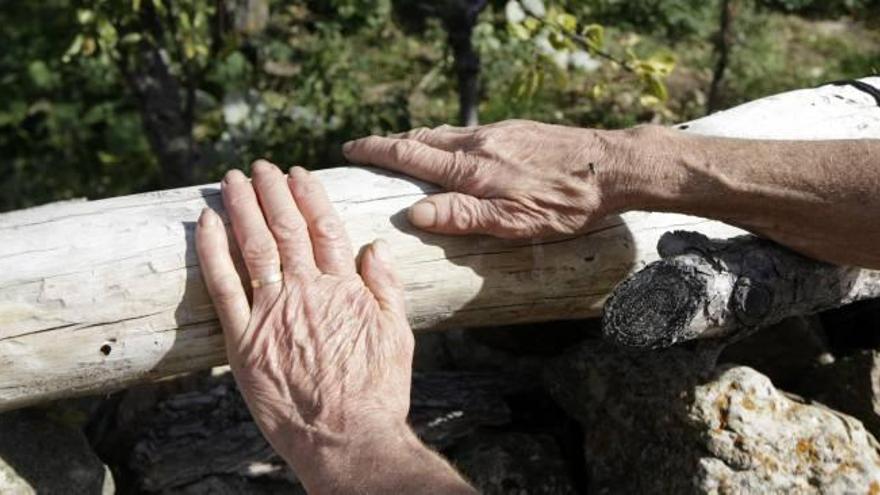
[689, 366, 880, 493]
[546, 341, 880, 494]
[449, 432, 577, 495]
[0, 410, 115, 495]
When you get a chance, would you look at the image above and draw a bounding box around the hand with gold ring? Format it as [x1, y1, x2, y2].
[195, 161, 475, 494]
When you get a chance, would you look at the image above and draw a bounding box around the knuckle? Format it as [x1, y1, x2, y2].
[271, 216, 307, 242]
[452, 153, 488, 192]
[449, 197, 479, 231]
[240, 237, 277, 263]
[312, 215, 343, 240]
[406, 127, 431, 141]
[210, 273, 243, 303]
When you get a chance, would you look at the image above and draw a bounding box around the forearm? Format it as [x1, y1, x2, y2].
[604, 126, 880, 268]
[285, 424, 476, 495]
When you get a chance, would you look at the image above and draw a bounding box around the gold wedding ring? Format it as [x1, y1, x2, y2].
[250, 272, 283, 289]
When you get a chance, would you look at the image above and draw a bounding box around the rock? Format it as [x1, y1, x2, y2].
[718, 316, 829, 389]
[799, 350, 880, 438]
[690, 366, 880, 493]
[546, 341, 880, 493]
[128, 372, 299, 494]
[410, 371, 517, 448]
[126, 369, 524, 492]
[545, 341, 719, 494]
[448, 432, 577, 495]
[0, 409, 115, 495]
[168, 474, 305, 494]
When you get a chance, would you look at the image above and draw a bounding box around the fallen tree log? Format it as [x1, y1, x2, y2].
[602, 232, 880, 348]
[1, 78, 878, 410]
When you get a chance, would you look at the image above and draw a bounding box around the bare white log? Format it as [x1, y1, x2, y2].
[1, 78, 878, 411]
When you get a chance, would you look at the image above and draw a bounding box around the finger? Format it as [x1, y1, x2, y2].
[387, 126, 472, 151]
[250, 159, 317, 277]
[342, 135, 464, 189]
[221, 169, 282, 296]
[360, 239, 406, 318]
[196, 208, 251, 341]
[288, 167, 356, 275]
[408, 192, 528, 238]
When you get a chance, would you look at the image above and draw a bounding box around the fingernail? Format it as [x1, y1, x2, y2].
[408, 202, 436, 228]
[289, 166, 308, 178]
[373, 239, 392, 262]
[199, 208, 218, 226]
[224, 169, 247, 184]
[251, 159, 276, 173]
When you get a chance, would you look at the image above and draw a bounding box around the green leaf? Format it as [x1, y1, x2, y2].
[523, 17, 540, 33]
[76, 9, 95, 25]
[508, 22, 532, 41]
[120, 32, 142, 45]
[643, 53, 676, 76]
[581, 24, 604, 51]
[27, 61, 55, 90]
[642, 73, 668, 101]
[548, 31, 570, 51]
[62, 34, 84, 62]
[556, 12, 577, 33]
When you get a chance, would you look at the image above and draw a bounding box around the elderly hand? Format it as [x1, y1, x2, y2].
[343, 119, 642, 238]
[195, 161, 474, 494]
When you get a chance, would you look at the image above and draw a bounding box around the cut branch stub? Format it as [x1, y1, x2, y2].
[602, 231, 880, 349]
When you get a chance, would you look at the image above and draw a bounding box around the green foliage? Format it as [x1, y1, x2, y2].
[503, 0, 677, 106]
[1, 0, 877, 212]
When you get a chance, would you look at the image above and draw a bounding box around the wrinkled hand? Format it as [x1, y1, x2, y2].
[195, 161, 414, 487]
[343, 119, 632, 238]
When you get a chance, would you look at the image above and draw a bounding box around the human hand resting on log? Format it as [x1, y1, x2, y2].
[344, 120, 880, 268]
[195, 161, 476, 494]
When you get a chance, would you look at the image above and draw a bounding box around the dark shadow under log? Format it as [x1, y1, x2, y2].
[602, 231, 880, 349]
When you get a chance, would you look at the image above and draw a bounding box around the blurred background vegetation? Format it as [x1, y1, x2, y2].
[1, 0, 878, 212]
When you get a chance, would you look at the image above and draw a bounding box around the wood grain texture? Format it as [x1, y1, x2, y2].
[1, 78, 878, 410]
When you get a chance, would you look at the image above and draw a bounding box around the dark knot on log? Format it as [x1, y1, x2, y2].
[602, 231, 880, 349]
[603, 263, 703, 348]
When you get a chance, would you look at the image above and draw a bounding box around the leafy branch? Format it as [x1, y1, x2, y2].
[504, 0, 676, 104]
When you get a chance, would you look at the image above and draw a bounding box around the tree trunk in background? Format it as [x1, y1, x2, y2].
[118, 2, 199, 189]
[707, 0, 737, 114]
[444, 0, 487, 127]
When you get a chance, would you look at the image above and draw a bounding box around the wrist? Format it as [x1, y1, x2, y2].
[590, 124, 686, 213]
[282, 419, 417, 490]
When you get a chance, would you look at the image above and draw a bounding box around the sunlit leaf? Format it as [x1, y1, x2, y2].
[508, 22, 532, 41]
[521, 0, 546, 18]
[505, 1, 526, 24]
[556, 12, 577, 33]
[581, 24, 604, 51]
[642, 73, 668, 101]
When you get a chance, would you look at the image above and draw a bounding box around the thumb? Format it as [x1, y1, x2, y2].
[360, 239, 406, 318]
[408, 193, 522, 237]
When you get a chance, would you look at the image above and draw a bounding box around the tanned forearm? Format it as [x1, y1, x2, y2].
[605, 125, 880, 269]
[285, 425, 477, 495]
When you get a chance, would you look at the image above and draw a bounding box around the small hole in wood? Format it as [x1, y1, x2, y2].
[677, 124, 690, 130]
[100, 344, 112, 356]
